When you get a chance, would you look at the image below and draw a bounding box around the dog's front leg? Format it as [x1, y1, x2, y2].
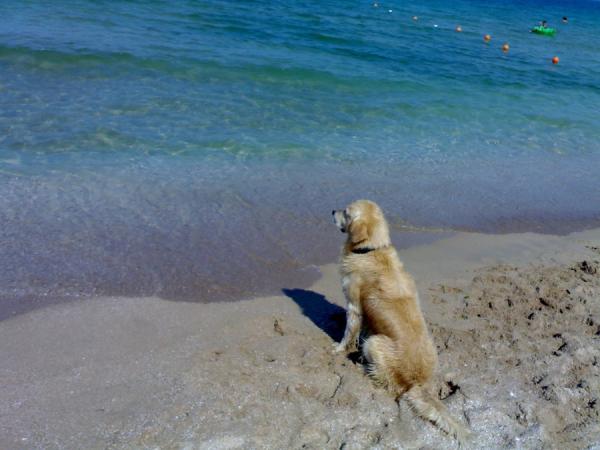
[334, 279, 362, 353]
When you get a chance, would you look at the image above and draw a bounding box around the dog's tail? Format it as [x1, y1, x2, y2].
[364, 335, 470, 444]
[404, 383, 471, 444]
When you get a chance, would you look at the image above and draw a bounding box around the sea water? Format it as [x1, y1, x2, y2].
[1, 0, 600, 312]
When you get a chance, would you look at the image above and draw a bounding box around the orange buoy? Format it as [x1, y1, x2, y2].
[484, 34, 491, 42]
[552, 56, 559, 64]
[456, 25, 462, 32]
[502, 43, 510, 53]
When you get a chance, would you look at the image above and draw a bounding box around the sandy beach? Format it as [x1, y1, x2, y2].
[2, 228, 599, 449]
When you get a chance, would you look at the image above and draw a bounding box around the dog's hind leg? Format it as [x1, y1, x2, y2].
[364, 336, 471, 443]
[363, 335, 405, 395]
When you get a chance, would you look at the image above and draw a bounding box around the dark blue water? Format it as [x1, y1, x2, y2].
[1, 0, 600, 313]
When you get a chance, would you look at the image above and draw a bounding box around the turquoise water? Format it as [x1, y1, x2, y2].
[1, 0, 600, 310]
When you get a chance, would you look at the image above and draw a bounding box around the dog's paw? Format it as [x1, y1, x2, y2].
[332, 342, 348, 354]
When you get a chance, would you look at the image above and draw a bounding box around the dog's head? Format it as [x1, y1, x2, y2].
[332, 200, 391, 250]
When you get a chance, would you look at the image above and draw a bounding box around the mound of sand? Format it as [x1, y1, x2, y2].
[429, 255, 600, 448]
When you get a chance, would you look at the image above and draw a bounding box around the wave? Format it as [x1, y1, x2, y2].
[0, 43, 424, 93]
[0, 44, 172, 74]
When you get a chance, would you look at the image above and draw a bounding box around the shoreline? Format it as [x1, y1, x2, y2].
[6, 220, 600, 322]
[2, 227, 600, 448]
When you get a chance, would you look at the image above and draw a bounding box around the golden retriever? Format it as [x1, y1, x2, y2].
[332, 200, 469, 442]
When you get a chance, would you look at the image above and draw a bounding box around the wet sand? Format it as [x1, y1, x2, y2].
[1, 228, 600, 449]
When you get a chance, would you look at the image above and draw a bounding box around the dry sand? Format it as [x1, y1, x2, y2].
[2, 229, 600, 449]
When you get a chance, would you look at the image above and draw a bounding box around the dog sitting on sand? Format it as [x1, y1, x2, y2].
[332, 200, 469, 442]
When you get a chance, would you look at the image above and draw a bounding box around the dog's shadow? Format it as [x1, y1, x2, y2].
[282, 288, 347, 342]
[283, 288, 363, 364]
[283, 288, 364, 364]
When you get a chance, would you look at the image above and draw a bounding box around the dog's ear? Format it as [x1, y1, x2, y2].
[350, 219, 369, 244]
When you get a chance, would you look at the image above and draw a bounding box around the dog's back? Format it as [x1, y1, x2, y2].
[343, 245, 437, 391]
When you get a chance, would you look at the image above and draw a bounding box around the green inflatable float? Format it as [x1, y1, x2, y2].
[531, 25, 556, 36]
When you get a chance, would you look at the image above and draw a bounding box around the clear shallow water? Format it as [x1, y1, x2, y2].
[1, 0, 600, 312]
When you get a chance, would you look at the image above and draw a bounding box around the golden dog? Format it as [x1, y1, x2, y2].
[332, 200, 469, 442]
